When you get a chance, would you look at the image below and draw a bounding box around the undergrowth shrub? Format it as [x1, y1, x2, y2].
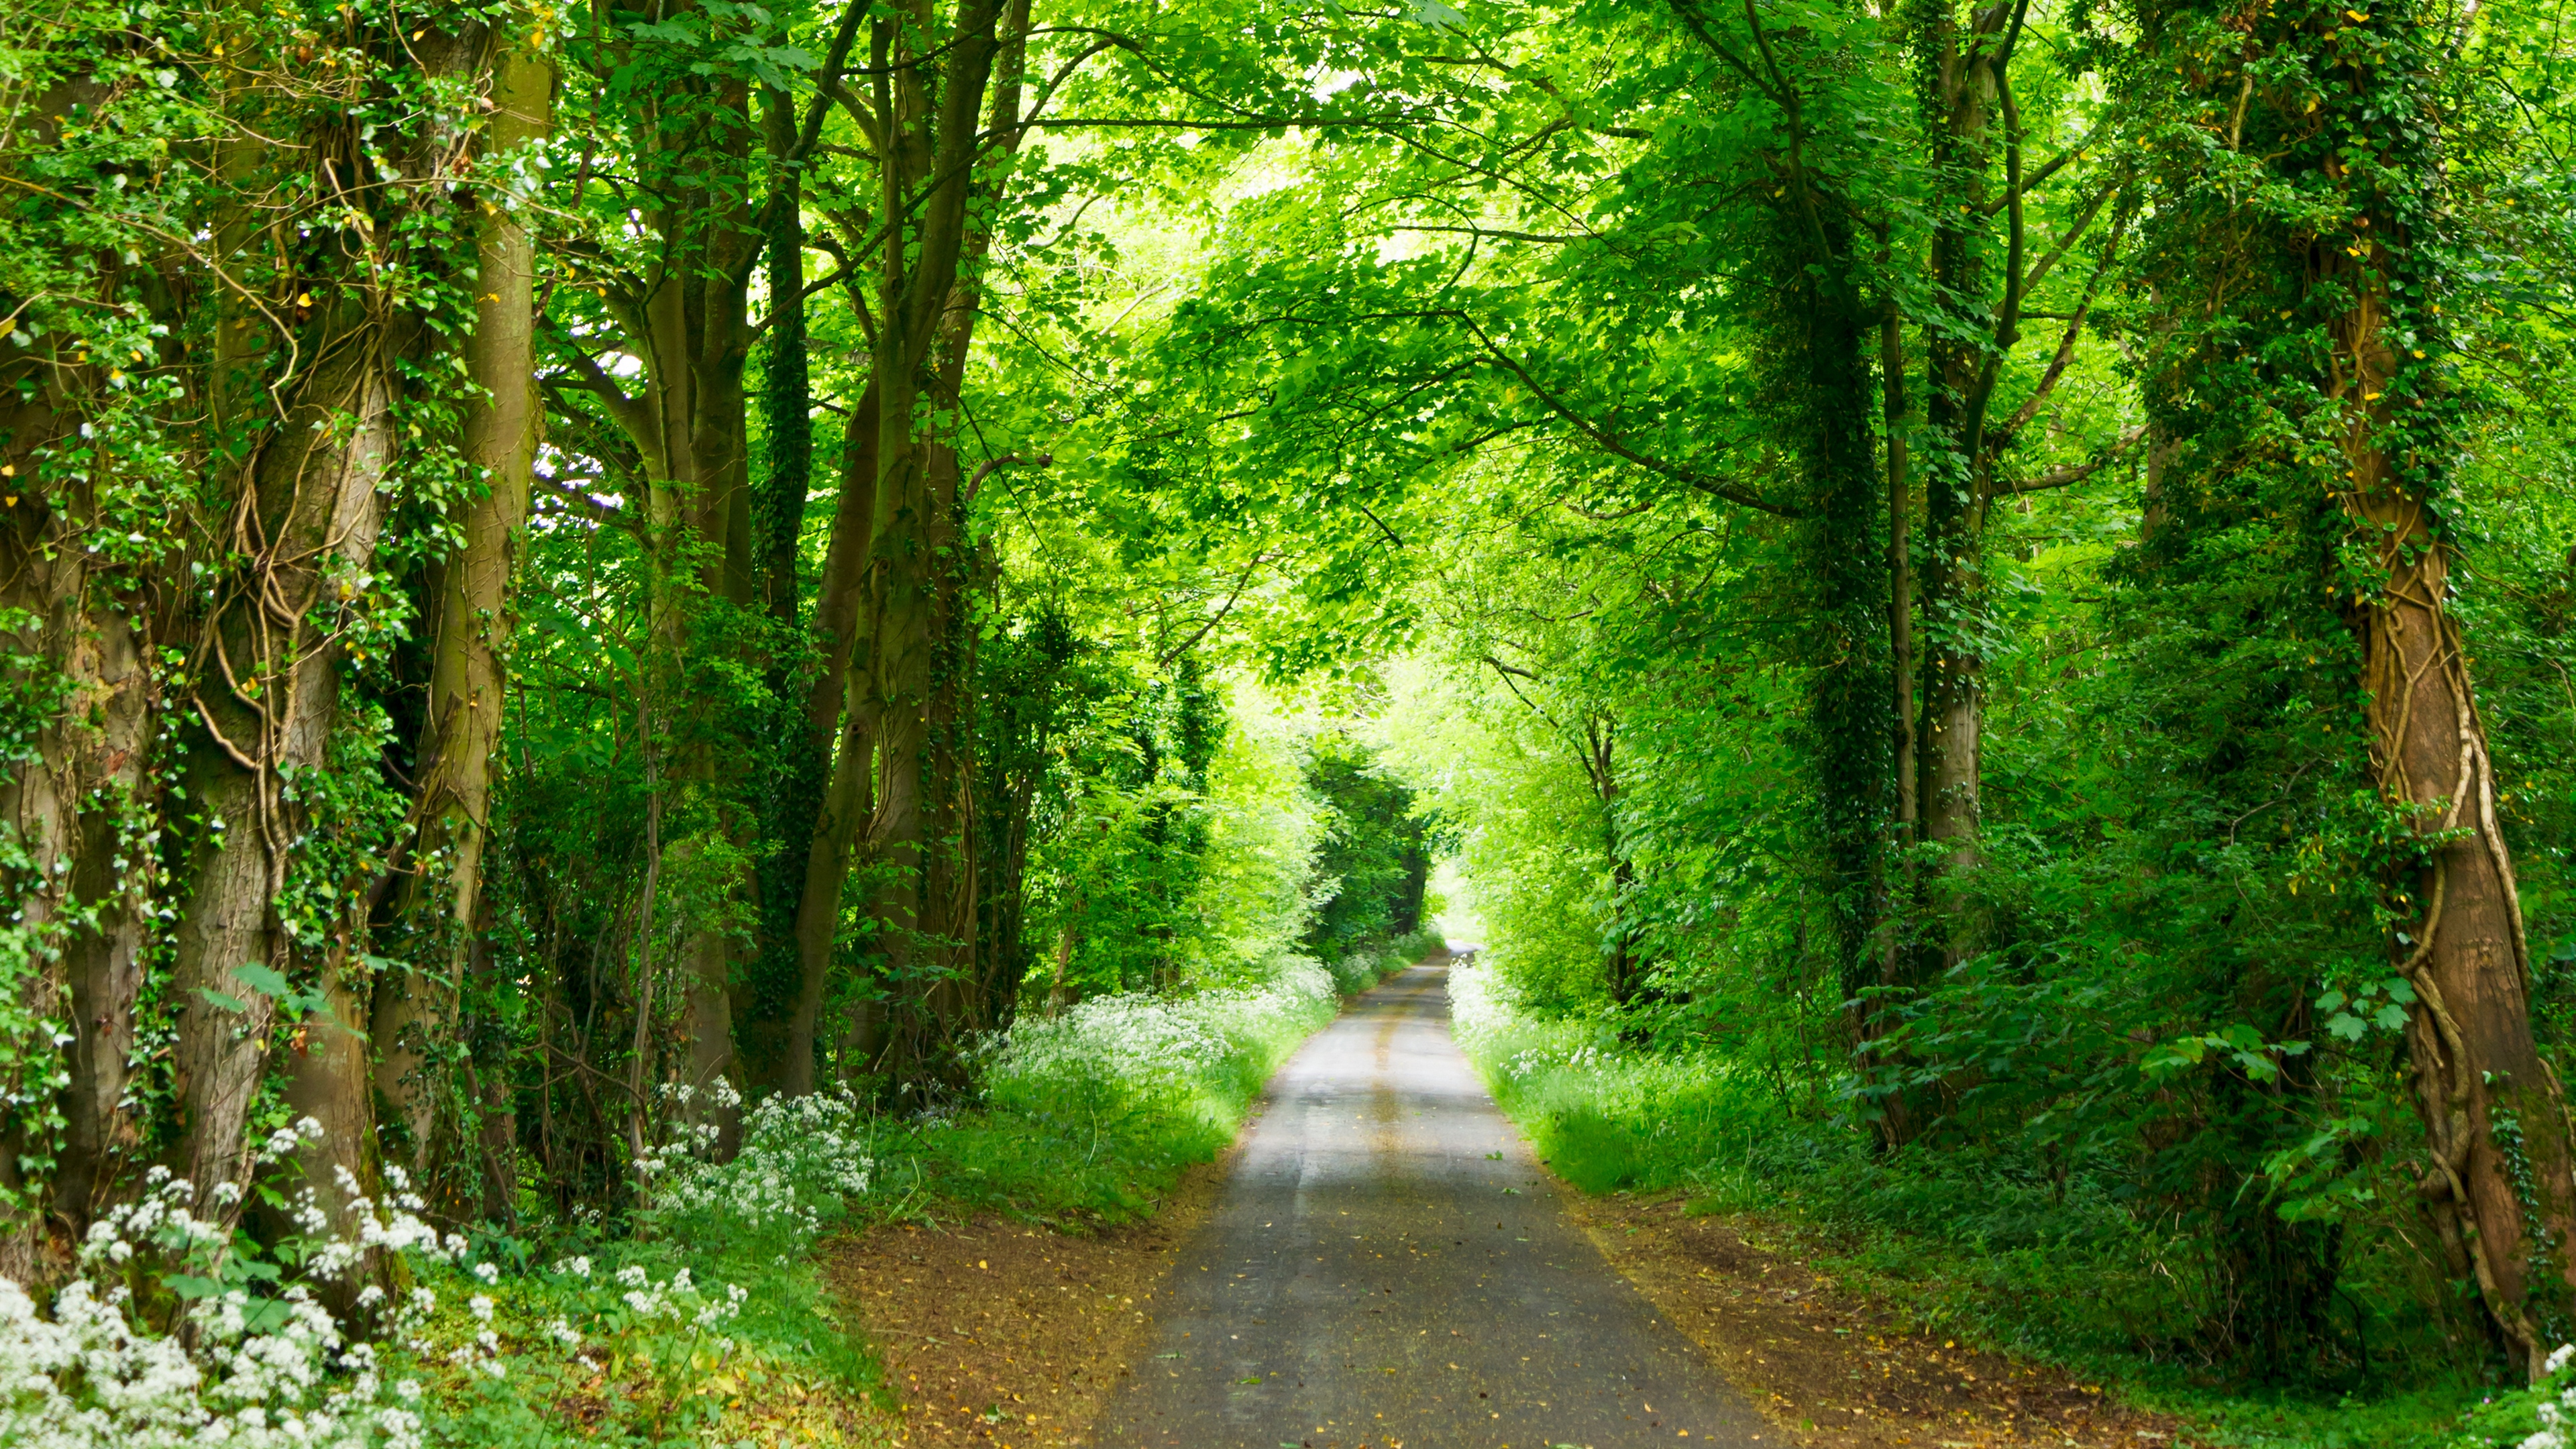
[1326, 928, 1444, 995]
[1452, 961, 2209, 1363]
[0, 1126, 463, 1449]
[2, 944, 1362, 1447]
[637, 1083, 881, 1258]
[943, 955, 1339, 1218]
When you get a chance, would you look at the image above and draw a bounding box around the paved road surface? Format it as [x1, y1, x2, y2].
[1098, 963, 1767, 1449]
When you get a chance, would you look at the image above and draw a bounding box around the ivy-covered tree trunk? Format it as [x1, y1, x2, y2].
[2310, 9, 2576, 1373]
[1914, 1, 2009, 901]
[170, 288, 402, 1207]
[374, 21, 553, 1190]
[0, 345, 158, 1266]
[857, 0, 1006, 1082]
[743, 86, 820, 1092]
[1784, 229, 1890, 1025]
[46, 597, 152, 1238]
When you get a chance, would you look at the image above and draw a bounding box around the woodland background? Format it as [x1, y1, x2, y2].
[9, 0, 2576, 1444]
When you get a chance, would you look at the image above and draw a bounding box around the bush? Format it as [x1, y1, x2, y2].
[936, 955, 1340, 1219]
[1324, 928, 1447, 996]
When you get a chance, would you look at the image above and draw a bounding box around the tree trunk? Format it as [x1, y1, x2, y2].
[171, 296, 399, 1208]
[576, 57, 765, 1126]
[743, 87, 821, 1091]
[0, 278, 161, 1261]
[1789, 229, 1889, 1018]
[857, 0, 1008, 1082]
[52, 604, 152, 1233]
[2327, 206, 2576, 1383]
[280, 952, 376, 1295]
[782, 384, 882, 1092]
[1882, 305, 1916, 845]
[0, 533, 154, 1274]
[374, 23, 552, 1190]
[1915, 6, 2005, 896]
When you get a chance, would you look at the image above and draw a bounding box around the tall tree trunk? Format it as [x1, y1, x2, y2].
[0, 457, 156, 1271]
[1915, 4, 2006, 900]
[743, 86, 821, 1089]
[50, 603, 152, 1234]
[374, 21, 552, 1193]
[0, 233, 162, 1255]
[171, 294, 400, 1208]
[858, 0, 1007, 1082]
[783, 385, 881, 1091]
[587, 58, 763, 1124]
[1882, 305, 1916, 845]
[2320, 97, 2576, 1385]
[1788, 223, 1890, 1022]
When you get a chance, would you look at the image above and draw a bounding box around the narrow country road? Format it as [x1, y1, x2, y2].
[1098, 962, 1769, 1449]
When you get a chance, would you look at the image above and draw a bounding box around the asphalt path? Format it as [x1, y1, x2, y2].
[1097, 962, 1768, 1449]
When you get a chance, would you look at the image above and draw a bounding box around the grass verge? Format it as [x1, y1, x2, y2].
[1445, 961, 2559, 1449]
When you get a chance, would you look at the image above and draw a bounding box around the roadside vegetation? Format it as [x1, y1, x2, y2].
[12, 0, 2576, 1445]
[7, 704, 1432, 1446]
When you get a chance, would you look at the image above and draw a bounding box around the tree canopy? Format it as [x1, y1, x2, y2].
[10, 0, 2576, 1433]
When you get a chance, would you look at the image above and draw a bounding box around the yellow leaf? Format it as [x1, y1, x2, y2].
[2345, 7, 2369, 17]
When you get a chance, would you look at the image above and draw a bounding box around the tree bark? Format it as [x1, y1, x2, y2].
[570, 46, 767, 1126]
[0, 354, 158, 1267]
[781, 384, 881, 1093]
[857, 0, 1008, 1081]
[171, 295, 400, 1208]
[374, 21, 552, 1190]
[51, 604, 152, 1234]
[2327, 212, 2576, 1383]
[1915, 4, 2006, 896]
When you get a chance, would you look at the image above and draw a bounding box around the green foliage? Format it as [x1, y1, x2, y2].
[1299, 732, 1437, 967]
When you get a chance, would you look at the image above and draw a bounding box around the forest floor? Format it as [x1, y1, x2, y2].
[1566, 1190, 2195, 1449]
[828, 1159, 1228, 1447]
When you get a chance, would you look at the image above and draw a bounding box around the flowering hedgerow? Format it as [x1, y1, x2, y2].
[979, 955, 1338, 1110]
[637, 1080, 878, 1252]
[0, 1122, 458, 1449]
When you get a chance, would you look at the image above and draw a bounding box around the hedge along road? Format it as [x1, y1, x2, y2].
[1099, 961, 1770, 1449]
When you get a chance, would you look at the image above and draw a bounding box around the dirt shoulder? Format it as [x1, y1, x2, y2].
[822, 1161, 1224, 1448]
[1566, 1189, 2194, 1449]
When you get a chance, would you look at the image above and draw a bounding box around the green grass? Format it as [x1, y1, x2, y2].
[1444, 962, 2554, 1449]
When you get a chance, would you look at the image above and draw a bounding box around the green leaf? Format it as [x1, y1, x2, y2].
[231, 963, 294, 1000]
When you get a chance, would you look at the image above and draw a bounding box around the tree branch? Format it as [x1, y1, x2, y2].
[1998, 426, 2145, 494]
[1450, 313, 1807, 518]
